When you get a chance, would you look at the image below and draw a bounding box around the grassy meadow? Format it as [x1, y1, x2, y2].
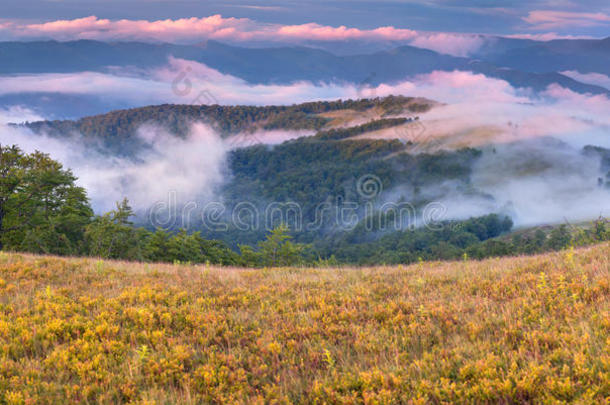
[0, 243, 608, 404]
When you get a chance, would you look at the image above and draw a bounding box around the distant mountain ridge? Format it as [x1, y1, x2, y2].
[476, 37, 610, 76]
[2, 38, 610, 119]
[1, 39, 609, 92]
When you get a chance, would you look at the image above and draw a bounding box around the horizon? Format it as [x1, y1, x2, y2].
[0, 4, 609, 402]
[1, 0, 610, 47]
[0, 0, 608, 234]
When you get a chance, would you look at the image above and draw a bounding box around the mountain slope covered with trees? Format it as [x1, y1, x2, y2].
[1, 144, 608, 266]
[21, 96, 432, 152]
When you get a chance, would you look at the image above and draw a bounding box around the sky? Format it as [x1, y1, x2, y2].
[0, 1, 608, 222]
[0, 0, 609, 42]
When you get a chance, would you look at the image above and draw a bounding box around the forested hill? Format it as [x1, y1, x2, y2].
[21, 96, 434, 151]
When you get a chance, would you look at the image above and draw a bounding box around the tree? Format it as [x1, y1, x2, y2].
[166, 229, 205, 263]
[84, 198, 143, 260]
[143, 228, 172, 263]
[147, 228, 238, 265]
[592, 217, 609, 241]
[238, 244, 262, 267]
[546, 225, 572, 251]
[257, 225, 309, 267]
[0, 145, 92, 254]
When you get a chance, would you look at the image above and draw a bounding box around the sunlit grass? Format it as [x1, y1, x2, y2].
[0, 243, 608, 404]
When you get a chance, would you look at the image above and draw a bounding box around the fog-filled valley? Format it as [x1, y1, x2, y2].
[0, 31, 609, 264]
[2, 6, 610, 403]
[2, 75, 608, 229]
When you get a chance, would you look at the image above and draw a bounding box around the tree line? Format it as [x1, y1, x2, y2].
[1, 144, 608, 267]
[22, 96, 432, 154]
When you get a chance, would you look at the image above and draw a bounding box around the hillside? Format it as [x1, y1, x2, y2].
[11, 97, 610, 254]
[0, 243, 608, 403]
[22, 96, 433, 152]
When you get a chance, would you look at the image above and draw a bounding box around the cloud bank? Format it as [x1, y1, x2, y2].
[4, 59, 610, 148]
[3, 13, 605, 57]
[0, 120, 229, 213]
[5, 58, 610, 142]
[523, 10, 610, 30]
[1, 60, 609, 226]
[0, 15, 503, 57]
[561, 71, 610, 91]
[0, 15, 419, 44]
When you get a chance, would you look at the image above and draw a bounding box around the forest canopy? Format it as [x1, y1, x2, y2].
[1, 144, 607, 267]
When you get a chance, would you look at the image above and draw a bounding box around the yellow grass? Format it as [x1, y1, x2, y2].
[0, 243, 608, 404]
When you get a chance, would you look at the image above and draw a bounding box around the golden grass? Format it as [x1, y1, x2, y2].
[0, 243, 608, 404]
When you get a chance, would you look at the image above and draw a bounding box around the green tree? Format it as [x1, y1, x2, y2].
[166, 229, 205, 264]
[0, 144, 92, 254]
[257, 225, 309, 267]
[238, 244, 262, 267]
[592, 217, 609, 241]
[84, 198, 143, 260]
[162, 229, 238, 265]
[546, 225, 572, 251]
[143, 228, 172, 263]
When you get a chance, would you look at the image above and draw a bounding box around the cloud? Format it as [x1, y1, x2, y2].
[0, 15, 490, 56]
[2, 64, 609, 225]
[464, 138, 610, 226]
[523, 10, 610, 30]
[342, 69, 610, 226]
[561, 71, 610, 90]
[0, 105, 318, 217]
[0, 59, 528, 110]
[4, 59, 610, 145]
[0, 15, 417, 43]
[0, 58, 365, 107]
[0, 71, 170, 104]
[505, 32, 596, 40]
[409, 33, 485, 57]
[4, 15, 260, 42]
[277, 23, 417, 42]
[0, 120, 230, 213]
[0, 106, 45, 124]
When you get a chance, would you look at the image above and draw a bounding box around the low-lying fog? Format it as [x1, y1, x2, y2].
[1, 61, 608, 227]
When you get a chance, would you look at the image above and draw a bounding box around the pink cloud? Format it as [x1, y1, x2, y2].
[0, 15, 420, 45]
[13, 15, 258, 42]
[506, 32, 597, 41]
[543, 83, 610, 113]
[560, 71, 610, 90]
[411, 70, 526, 104]
[7, 14, 600, 58]
[277, 23, 417, 41]
[410, 33, 485, 57]
[371, 26, 419, 41]
[0, 15, 496, 57]
[523, 10, 610, 30]
[277, 23, 365, 41]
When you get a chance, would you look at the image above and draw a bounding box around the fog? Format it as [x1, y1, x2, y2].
[434, 139, 609, 227]
[1, 61, 609, 227]
[0, 120, 229, 213]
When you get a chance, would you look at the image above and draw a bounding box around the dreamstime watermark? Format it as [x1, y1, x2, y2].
[171, 66, 219, 105]
[147, 174, 447, 233]
[171, 65, 263, 148]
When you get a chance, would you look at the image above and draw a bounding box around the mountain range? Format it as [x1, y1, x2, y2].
[1, 37, 610, 119]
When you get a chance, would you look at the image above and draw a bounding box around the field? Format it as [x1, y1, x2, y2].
[0, 244, 608, 404]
